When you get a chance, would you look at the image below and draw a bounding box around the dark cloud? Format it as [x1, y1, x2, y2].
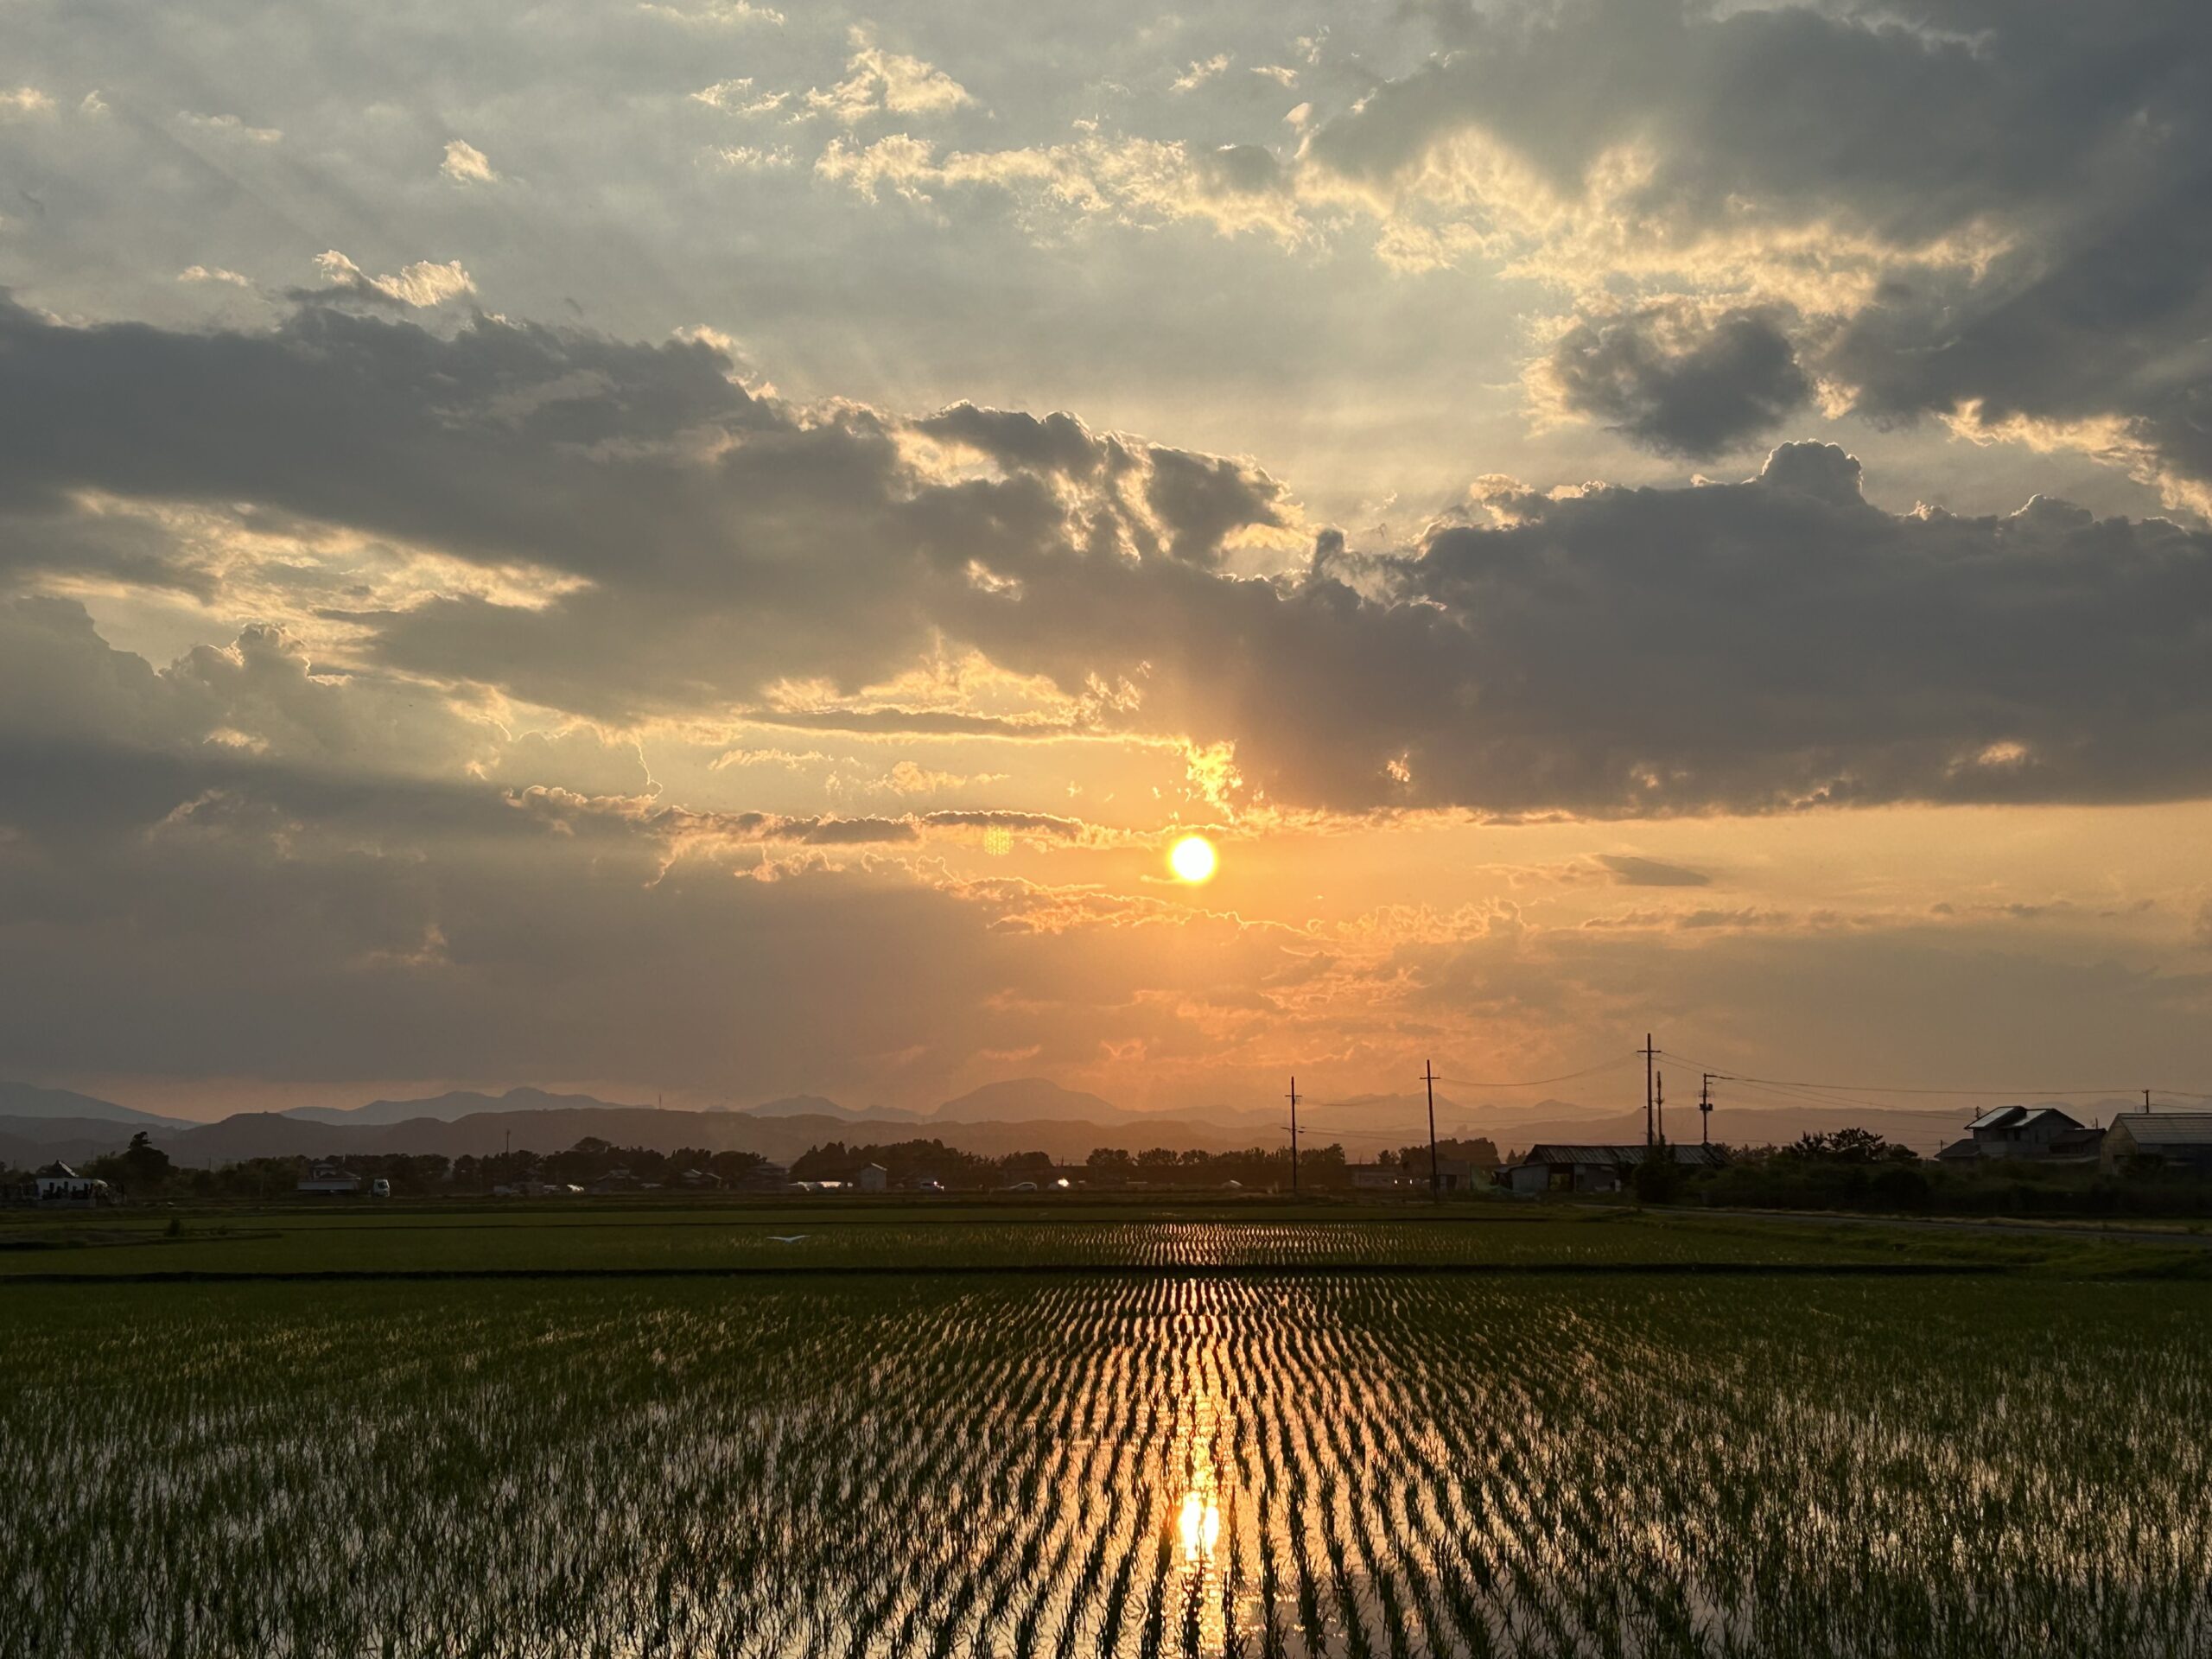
[5, 301, 2212, 821]
[918, 404, 1102, 476]
[1543, 305, 1812, 459]
[918, 810, 1087, 836]
[1193, 143, 1289, 200]
[1755, 440, 1864, 507]
[739, 708, 1090, 740]
[1141, 445, 1288, 567]
[1597, 855, 1713, 888]
[947, 441, 2212, 816]
[1309, 0, 2212, 500]
[1310, 2, 2202, 247]
[1822, 189, 2212, 494]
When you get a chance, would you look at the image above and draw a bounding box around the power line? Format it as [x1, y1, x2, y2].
[1704, 1073, 1902, 1120]
[1664, 1052, 2170, 1101]
[1433, 1053, 1640, 1090]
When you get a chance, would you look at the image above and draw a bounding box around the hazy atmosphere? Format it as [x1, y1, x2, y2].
[5, 0, 2212, 1117]
[13, 10, 2212, 1659]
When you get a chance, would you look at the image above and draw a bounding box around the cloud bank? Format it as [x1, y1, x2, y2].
[3, 296, 2209, 822]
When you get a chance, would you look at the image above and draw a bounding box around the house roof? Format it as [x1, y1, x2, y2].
[35, 1161, 78, 1179]
[1936, 1138, 1980, 1160]
[2112, 1112, 2212, 1148]
[1967, 1104, 2082, 1134]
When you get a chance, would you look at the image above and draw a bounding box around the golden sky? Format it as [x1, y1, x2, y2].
[2, 0, 2209, 1118]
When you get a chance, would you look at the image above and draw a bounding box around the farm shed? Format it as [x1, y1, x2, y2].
[1503, 1143, 1726, 1195]
[855, 1164, 889, 1193]
[296, 1165, 363, 1196]
[2101, 1113, 2212, 1177]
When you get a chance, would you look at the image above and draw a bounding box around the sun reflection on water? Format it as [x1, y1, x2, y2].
[1177, 1488, 1222, 1561]
[1171, 1360, 1233, 1656]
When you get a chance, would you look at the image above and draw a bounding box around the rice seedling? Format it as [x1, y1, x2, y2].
[3, 1268, 2209, 1656]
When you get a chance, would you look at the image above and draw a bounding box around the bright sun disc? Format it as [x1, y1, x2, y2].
[1169, 835, 1217, 884]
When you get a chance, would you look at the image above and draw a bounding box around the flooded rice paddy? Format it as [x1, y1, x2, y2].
[4, 1265, 2212, 1654]
[4, 1264, 2211, 1656]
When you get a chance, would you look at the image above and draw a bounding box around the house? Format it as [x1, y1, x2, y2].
[2101, 1113, 2212, 1178]
[1936, 1138, 1980, 1166]
[676, 1167, 724, 1190]
[1963, 1105, 2088, 1160]
[296, 1164, 363, 1196]
[14, 1162, 115, 1208]
[855, 1163, 889, 1193]
[1502, 1143, 1727, 1196]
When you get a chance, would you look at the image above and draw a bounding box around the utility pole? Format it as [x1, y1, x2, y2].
[2145, 1088, 2154, 1114]
[1639, 1033, 1659, 1147]
[1656, 1071, 1665, 1144]
[1422, 1059, 1441, 1201]
[1700, 1073, 1717, 1147]
[1286, 1076, 1300, 1198]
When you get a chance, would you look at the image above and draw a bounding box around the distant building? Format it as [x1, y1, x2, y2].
[8, 1162, 115, 1208]
[1433, 1155, 1484, 1193]
[1502, 1143, 1727, 1196]
[296, 1164, 363, 1197]
[1962, 1105, 2095, 1161]
[736, 1161, 788, 1192]
[2102, 1113, 2212, 1178]
[1351, 1157, 1484, 1194]
[855, 1163, 889, 1193]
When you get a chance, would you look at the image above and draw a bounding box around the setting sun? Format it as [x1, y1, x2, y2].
[1168, 835, 1218, 884]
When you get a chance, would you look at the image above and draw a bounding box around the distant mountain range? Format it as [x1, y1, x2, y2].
[0, 1081, 190, 1129]
[0, 1075, 2138, 1173]
[725, 1095, 921, 1122]
[927, 1077, 1122, 1123]
[286, 1086, 645, 1127]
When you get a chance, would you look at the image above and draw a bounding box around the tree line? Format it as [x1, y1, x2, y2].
[4, 1135, 768, 1199]
[1642, 1128, 2212, 1217]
